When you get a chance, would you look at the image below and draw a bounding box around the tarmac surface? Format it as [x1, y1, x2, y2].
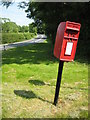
[0, 34, 47, 51]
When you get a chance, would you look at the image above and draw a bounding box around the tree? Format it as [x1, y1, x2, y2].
[20, 25, 29, 33]
[2, 22, 18, 33]
[1, 0, 14, 8]
[34, 19, 45, 34]
[29, 23, 37, 35]
[18, 25, 22, 32]
[1, 18, 11, 23]
[25, 2, 89, 45]
[1, 2, 90, 47]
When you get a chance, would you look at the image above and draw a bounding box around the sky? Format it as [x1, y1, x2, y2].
[0, 1, 34, 26]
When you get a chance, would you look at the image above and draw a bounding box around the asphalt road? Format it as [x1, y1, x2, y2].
[0, 34, 47, 51]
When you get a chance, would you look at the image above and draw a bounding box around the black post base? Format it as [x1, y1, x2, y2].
[53, 60, 64, 106]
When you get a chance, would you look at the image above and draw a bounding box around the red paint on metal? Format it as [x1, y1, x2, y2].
[54, 21, 81, 62]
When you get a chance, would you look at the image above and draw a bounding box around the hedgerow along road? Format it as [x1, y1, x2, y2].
[0, 34, 47, 51]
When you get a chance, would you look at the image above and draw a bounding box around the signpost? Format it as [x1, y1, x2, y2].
[53, 21, 81, 105]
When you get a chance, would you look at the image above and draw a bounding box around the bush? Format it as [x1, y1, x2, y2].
[23, 33, 35, 40]
[18, 33, 25, 42]
[2, 33, 36, 44]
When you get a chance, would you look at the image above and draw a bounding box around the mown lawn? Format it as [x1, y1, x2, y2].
[2, 41, 89, 118]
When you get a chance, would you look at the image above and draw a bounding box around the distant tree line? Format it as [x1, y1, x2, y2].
[1, 18, 37, 44]
[2, 17, 45, 34]
[2, 18, 37, 34]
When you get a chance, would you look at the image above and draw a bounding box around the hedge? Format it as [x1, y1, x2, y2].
[2, 32, 36, 44]
[23, 33, 35, 40]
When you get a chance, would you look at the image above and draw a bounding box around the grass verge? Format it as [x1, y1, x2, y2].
[2, 41, 89, 118]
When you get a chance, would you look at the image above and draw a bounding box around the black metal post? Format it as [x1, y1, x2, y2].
[54, 60, 64, 106]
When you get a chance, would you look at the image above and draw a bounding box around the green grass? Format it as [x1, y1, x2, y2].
[2, 41, 89, 118]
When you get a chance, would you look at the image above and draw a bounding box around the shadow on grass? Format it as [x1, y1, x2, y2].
[28, 80, 45, 86]
[28, 80, 88, 90]
[2, 43, 57, 65]
[14, 90, 52, 104]
[14, 90, 36, 99]
[2, 42, 89, 65]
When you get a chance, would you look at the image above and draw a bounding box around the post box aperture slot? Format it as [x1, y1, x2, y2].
[65, 42, 73, 56]
[65, 29, 78, 35]
[64, 29, 78, 39]
[70, 38, 72, 41]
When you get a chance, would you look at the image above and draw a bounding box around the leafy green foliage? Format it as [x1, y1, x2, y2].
[1, 18, 37, 44]
[2, 20, 30, 33]
[23, 33, 35, 40]
[2, 18, 38, 35]
[0, 0, 14, 8]
[2, 22, 18, 33]
[25, 2, 89, 45]
[29, 23, 37, 35]
[20, 25, 29, 33]
[2, 33, 35, 44]
[33, 20, 45, 34]
[2, 33, 24, 44]
[1, 18, 11, 23]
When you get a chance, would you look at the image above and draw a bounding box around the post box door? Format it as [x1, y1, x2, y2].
[59, 21, 81, 61]
[60, 38, 78, 61]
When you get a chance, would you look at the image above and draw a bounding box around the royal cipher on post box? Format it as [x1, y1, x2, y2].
[54, 21, 81, 62]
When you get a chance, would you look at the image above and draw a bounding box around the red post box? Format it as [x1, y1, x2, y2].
[54, 21, 81, 61]
[53, 21, 81, 105]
